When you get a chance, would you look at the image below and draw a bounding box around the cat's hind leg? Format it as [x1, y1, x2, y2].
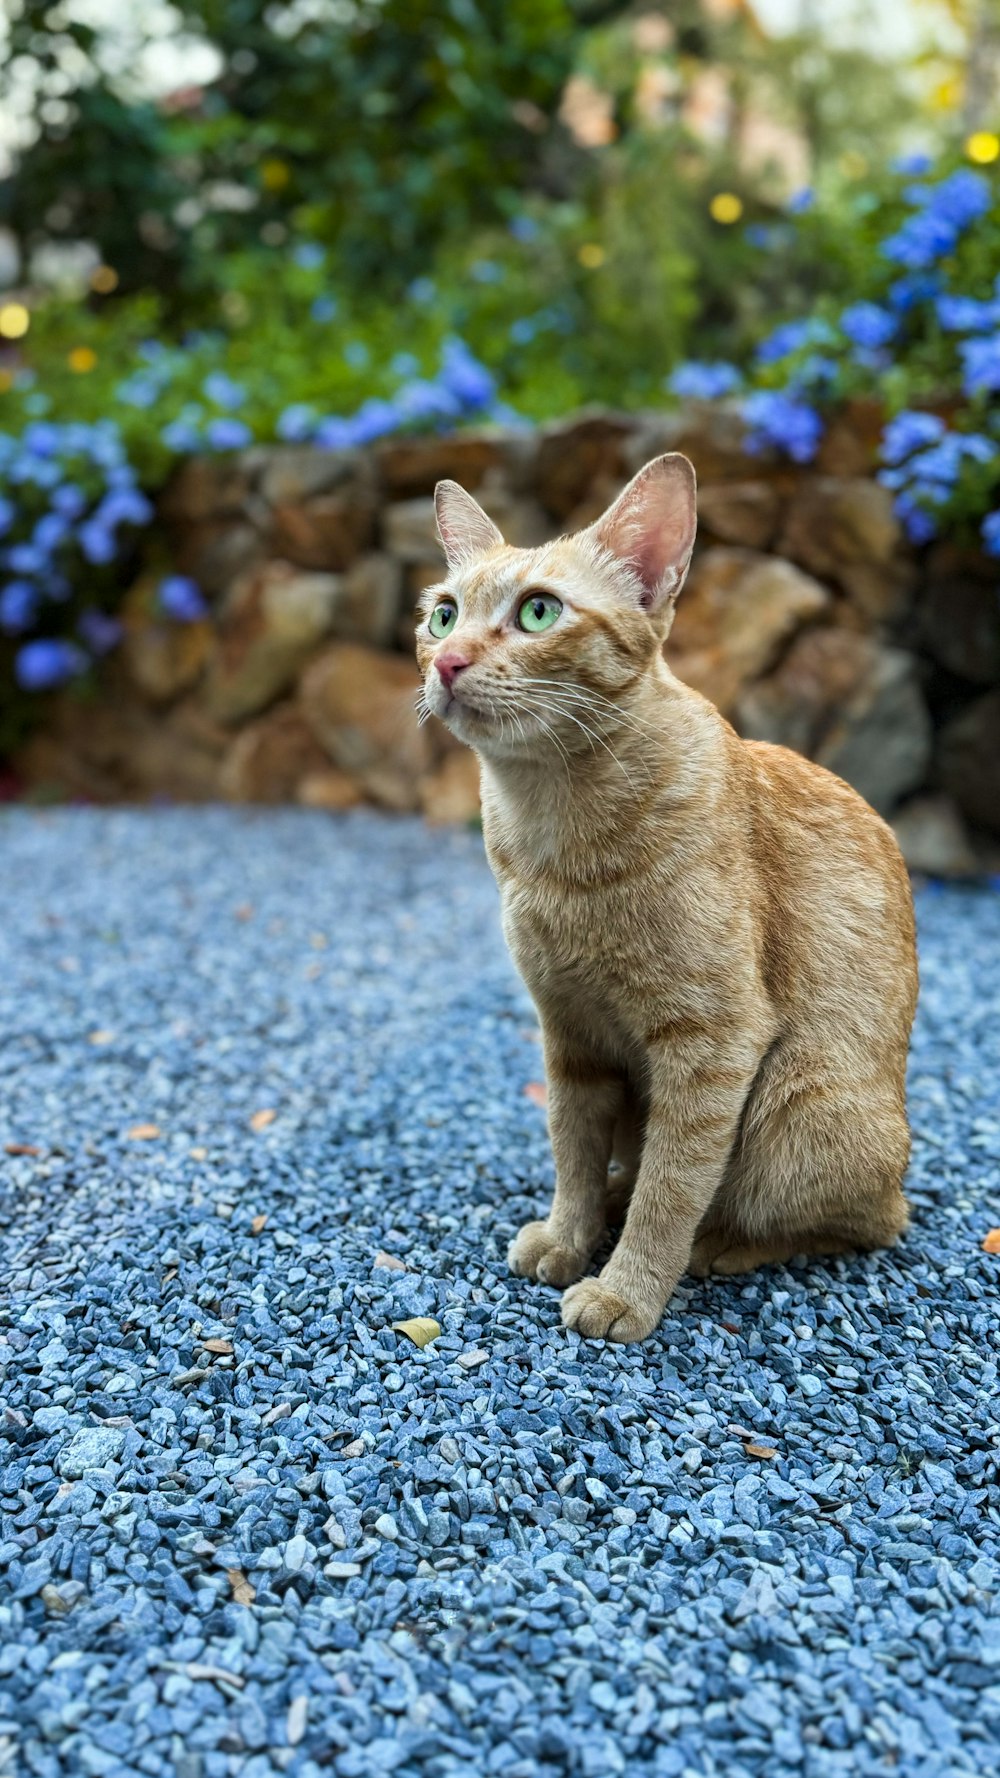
[691, 1041, 909, 1278]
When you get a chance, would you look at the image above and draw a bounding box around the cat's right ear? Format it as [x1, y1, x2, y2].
[434, 480, 505, 568]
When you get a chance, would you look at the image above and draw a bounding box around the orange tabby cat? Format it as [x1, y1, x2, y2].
[415, 454, 918, 1343]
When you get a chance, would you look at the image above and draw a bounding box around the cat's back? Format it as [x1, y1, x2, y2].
[738, 735, 917, 1032]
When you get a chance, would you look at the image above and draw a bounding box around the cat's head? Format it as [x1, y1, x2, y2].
[416, 452, 697, 756]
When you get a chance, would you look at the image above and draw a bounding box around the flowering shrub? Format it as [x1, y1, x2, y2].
[668, 149, 1000, 553]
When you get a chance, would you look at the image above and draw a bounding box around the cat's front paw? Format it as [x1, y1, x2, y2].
[560, 1277, 660, 1343]
[508, 1220, 588, 1288]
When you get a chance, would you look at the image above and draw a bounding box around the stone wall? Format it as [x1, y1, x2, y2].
[16, 405, 1000, 872]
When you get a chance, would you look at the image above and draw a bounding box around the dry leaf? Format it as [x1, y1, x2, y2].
[4, 1143, 40, 1157]
[88, 1030, 115, 1046]
[127, 1123, 161, 1141]
[392, 1317, 441, 1348]
[374, 1250, 406, 1272]
[524, 1082, 548, 1108]
[250, 1108, 276, 1132]
[250, 1213, 268, 1235]
[202, 1338, 234, 1356]
[190, 1146, 207, 1161]
[744, 1442, 778, 1460]
[982, 1228, 1000, 1254]
[227, 1568, 256, 1607]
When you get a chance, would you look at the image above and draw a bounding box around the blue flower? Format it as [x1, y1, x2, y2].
[343, 341, 370, 369]
[509, 318, 538, 345]
[959, 335, 1000, 396]
[394, 380, 461, 424]
[887, 273, 940, 312]
[509, 216, 539, 243]
[934, 294, 1000, 332]
[0, 581, 38, 635]
[470, 259, 503, 284]
[787, 188, 814, 214]
[116, 374, 161, 409]
[205, 417, 253, 451]
[936, 168, 992, 226]
[33, 512, 70, 553]
[78, 520, 117, 566]
[892, 151, 933, 176]
[277, 403, 318, 442]
[793, 354, 839, 389]
[158, 575, 207, 622]
[203, 372, 247, 411]
[839, 302, 896, 349]
[6, 542, 48, 576]
[881, 209, 957, 269]
[96, 488, 154, 530]
[310, 296, 337, 323]
[50, 485, 88, 520]
[754, 319, 830, 365]
[439, 339, 495, 409]
[341, 398, 400, 444]
[161, 420, 203, 453]
[390, 352, 421, 378]
[667, 361, 741, 400]
[313, 417, 357, 449]
[981, 510, 1000, 557]
[23, 422, 60, 458]
[15, 638, 86, 690]
[407, 277, 436, 305]
[893, 493, 938, 545]
[77, 609, 123, 654]
[743, 224, 774, 249]
[742, 391, 823, 462]
[0, 495, 14, 537]
[880, 410, 945, 465]
[292, 242, 326, 270]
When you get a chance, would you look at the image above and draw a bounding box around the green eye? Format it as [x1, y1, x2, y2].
[517, 593, 562, 633]
[429, 600, 458, 639]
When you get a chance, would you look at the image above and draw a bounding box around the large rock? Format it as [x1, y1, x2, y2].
[17, 686, 228, 802]
[382, 498, 443, 564]
[814, 398, 886, 478]
[296, 768, 366, 811]
[697, 481, 782, 551]
[667, 548, 830, 714]
[299, 642, 434, 811]
[418, 749, 481, 824]
[171, 520, 262, 598]
[259, 448, 377, 570]
[122, 576, 213, 704]
[777, 477, 911, 622]
[219, 702, 330, 803]
[204, 560, 343, 723]
[160, 456, 255, 524]
[330, 553, 404, 648]
[736, 628, 932, 814]
[535, 412, 635, 519]
[919, 546, 1000, 685]
[937, 690, 1000, 836]
[377, 432, 524, 497]
[891, 795, 978, 878]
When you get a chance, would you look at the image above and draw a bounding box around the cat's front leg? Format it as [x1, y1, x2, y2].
[509, 1043, 623, 1289]
[561, 1045, 757, 1341]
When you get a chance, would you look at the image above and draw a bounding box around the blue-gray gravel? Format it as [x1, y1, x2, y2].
[2, 806, 1000, 1778]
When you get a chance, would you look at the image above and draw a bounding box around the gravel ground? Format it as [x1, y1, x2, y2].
[2, 807, 1000, 1778]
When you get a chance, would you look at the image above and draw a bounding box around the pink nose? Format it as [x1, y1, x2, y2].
[436, 652, 472, 690]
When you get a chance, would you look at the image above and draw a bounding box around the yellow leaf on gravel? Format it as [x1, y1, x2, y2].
[392, 1317, 441, 1348]
[744, 1442, 778, 1460]
[202, 1338, 234, 1356]
[374, 1251, 406, 1272]
[88, 1030, 115, 1046]
[127, 1124, 161, 1141]
[250, 1214, 268, 1235]
[982, 1228, 1000, 1254]
[250, 1108, 276, 1132]
[227, 1568, 256, 1607]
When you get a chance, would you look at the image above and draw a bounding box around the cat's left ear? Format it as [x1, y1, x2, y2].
[588, 453, 697, 615]
[434, 480, 504, 568]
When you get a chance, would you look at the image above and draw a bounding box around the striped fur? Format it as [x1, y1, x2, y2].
[415, 455, 918, 1342]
